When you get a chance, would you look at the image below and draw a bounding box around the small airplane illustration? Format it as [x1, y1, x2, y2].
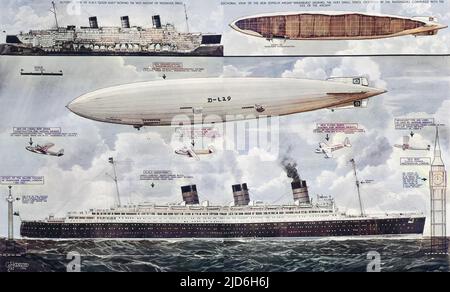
[315, 137, 352, 159]
[394, 136, 431, 151]
[175, 145, 215, 161]
[26, 138, 64, 157]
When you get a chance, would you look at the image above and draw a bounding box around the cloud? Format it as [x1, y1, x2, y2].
[221, 65, 252, 77]
[281, 58, 337, 80]
[352, 132, 393, 169]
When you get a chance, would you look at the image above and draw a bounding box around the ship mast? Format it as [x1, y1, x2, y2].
[350, 158, 365, 217]
[108, 157, 122, 207]
[184, 4, 190, 33]
[50, 1, 59, 29]
[7, 186, 14, 241]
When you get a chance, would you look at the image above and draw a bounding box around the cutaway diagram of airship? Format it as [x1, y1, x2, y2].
[315, 137, 352, 159]
[175, 145, 215, 161]
[229, 12, 447, 41]
[394, 136, 431, 151]
[26, 138, 64, 157]
[67, 77, 387, 129]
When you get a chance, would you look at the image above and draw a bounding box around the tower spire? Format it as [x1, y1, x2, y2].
[432, 125, 444, 166]
[435, 125, 441, 151]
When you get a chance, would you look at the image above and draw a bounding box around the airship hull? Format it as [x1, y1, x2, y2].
[230, 11, 447, 41]
[67, 78, 386, 127]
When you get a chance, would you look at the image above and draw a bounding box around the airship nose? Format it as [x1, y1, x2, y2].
[66, 99, 80, 115]
[66, 97, 91, 119]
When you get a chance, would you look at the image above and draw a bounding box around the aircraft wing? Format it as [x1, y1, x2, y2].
[40, 143, 55, 152]
[323, 148, 333, 158]
[403, 136, 410, 146]
[187, 148, 201, 161]
[408, 146, 429, 151]
[330, 144, 343, 152]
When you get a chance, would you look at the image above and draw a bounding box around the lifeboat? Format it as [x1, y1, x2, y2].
[230, 11, 447, 40]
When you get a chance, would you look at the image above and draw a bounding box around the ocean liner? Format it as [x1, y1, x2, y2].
[1, 2, 223, 56]
[20, 160, 425, 239]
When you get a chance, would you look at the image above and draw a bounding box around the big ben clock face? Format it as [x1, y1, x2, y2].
[432, 173, 445, 186]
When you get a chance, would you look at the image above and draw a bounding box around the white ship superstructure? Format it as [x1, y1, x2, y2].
[50, 199, 422, 225]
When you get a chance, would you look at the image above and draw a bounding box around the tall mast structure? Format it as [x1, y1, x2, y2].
[350, 159, 365, 217]
[108, 157, 122, 208]
[184, 4, 190, 33]
[50, 1, 59, 29]
[7, 186, 14, 241]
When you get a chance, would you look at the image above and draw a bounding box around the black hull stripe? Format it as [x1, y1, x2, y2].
[21, 217, 426, 239]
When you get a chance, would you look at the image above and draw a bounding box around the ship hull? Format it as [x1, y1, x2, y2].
[21, 217, 425, 239]
[0, 44, 224, 57]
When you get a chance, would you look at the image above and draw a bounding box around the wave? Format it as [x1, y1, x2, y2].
[1, 238, 448, 272]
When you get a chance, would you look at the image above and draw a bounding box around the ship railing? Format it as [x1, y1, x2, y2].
[349, 212, 424, 218]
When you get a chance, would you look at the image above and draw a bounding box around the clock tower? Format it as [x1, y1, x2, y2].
[429, 126, 448, 254]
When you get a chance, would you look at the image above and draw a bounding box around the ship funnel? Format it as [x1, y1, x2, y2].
[232, 183, 250, 206]
[291, 180, 310, 204]
[181, 185, 199, 205]
[89, 17, 99, 29]
[152, 15, 162, 29]
[121, 16, 130, 28]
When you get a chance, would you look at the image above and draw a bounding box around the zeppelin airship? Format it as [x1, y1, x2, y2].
[67, 77, 386, 129]
[230, 12, 447, 41]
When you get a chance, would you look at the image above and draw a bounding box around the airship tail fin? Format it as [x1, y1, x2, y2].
[344, 138, 352, 148]
[329, 99, 370, 111]
[414, 30, 439, 36]
[327, 77, 369, 87]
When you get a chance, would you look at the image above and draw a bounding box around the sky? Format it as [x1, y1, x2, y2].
[0, 1, 449, 238]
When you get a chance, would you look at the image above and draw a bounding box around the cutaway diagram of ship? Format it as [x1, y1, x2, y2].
[1, 2, 223, 56]
[20, 160, 425, 239]
[230, 11, 447, 41]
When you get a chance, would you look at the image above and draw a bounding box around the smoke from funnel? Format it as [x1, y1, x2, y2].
[281, 152, 310, 204]
[281, 157, 301, 182]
